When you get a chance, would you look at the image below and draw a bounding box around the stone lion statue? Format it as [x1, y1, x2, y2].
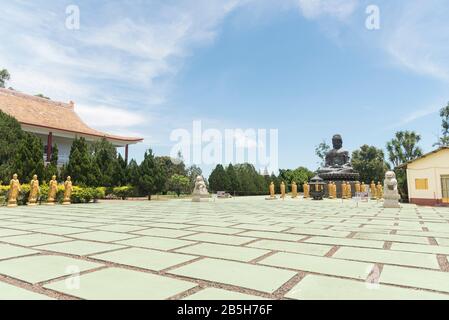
[194, 176, 208, 194]
[384, 171, 398, 191]
[383, 171, 400, 208]
[192, 176, 209, 202]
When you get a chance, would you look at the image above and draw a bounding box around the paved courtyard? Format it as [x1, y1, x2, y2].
[1, 196, 449, 300]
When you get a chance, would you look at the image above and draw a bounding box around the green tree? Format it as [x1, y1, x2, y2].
[352, 145, 389, 183]
[386, 131, 423, 167]
[114, 154, 127, 186]
[234, 163, 265, 196]
[315, 140, 330, 166]
[226, 163, 240, 195]
[168, 174, 190, 197]
[0, 69, 10, 88]
[0, 110, 56, 184]
[434, 102, 449, 147]
[13, 132, 45, 183]
[66, 137, 97, 186]
[44, 144, 59, 182]
[208, 164, 231, 192]
[126, 159, 140, 187]
[187, 164, 202, 190]
[0, 110, 25, 182]
[138, 149, 165, 200]
[279, 167, 314, 192]
[91, 138, 119, 188]
[156, 153, 187, 194]
[386, 131, 423, 201]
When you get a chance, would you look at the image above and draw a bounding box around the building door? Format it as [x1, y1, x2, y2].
[441, 176, 449, 204]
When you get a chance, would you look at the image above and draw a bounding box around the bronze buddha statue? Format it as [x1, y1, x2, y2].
[317, 134, 359, 181]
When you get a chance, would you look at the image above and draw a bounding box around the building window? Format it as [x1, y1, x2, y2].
[415, 179, 429, 190]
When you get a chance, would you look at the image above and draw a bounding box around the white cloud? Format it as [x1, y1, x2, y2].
[383, 0, 449, 82]
[296, 0, 358, 20]
[75, 104, 146, 129]
[387, 104, 441, 130]
[0, 0, 246, 136]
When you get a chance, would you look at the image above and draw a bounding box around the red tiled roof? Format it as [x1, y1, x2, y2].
[0, 88, 143, 143]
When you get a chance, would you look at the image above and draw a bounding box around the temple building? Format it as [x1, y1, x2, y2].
[399, 147, 449, 206]
[0, 88, 143, 166]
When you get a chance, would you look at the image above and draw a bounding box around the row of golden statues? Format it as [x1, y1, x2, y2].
[7, 174, 73, 207]
[268, 180, 384, 200]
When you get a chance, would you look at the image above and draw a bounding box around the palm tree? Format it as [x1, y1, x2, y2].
[386, 131, 423, 168]
[386, 131, 423, 202]
[434, 103, 449, 147]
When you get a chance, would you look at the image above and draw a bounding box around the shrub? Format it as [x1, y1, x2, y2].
[71, 186, 94, 204]
[0, 185, 9, 198]
[17, 184, 30, 205]
[112, 186, 135, 200]
[95, 187, 106, 200]
[0, 185, 7, 206]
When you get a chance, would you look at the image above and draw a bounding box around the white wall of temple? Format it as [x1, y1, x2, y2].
[35, 133, 72, 166]
[407, 167, 438, 200]
[406, 149, 449, 200]
[54, 136, 72, 165]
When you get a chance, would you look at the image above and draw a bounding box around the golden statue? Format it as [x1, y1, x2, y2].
[328, 181, 333, 199]
[355, 181, 361, 194]
[332, 182, 338, 199]
[346, 182, 352, 199]
[370, 181, 377, 200]
[63, 176, 73, 205]
[47, 175, 58, 205]
[27, 175, 40, 206]
[7, 174, 21, 207]
[376, 181, 383, 200]
[280, 182, 286, 200]
[361, 182, 367, 193]
[341, 181, 347, 199]
[291, 181, 298, 199]
[303, 182, 310, 199]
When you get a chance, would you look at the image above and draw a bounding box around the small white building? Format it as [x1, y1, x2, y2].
[0, 88, 143, 165]
[399, 147, 449, 206]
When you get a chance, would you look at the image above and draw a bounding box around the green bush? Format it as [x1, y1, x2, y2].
[71, 186, 96, 204]
[0, 186, 9, 206]
[0, 185, 8, 197]
[112, 186, 135, 200]
[95, 187, 106, 201]
[17, 184, 30, 205]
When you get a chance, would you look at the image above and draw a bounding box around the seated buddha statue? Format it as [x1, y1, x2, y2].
[317, 134, 359, 180]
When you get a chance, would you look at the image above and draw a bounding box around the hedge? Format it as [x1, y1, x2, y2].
[111, 186, 135, 200]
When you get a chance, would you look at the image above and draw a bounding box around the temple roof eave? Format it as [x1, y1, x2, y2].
[0, 88, 143, 145]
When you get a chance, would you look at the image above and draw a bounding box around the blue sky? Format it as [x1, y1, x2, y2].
[1, 0, 449, 176]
